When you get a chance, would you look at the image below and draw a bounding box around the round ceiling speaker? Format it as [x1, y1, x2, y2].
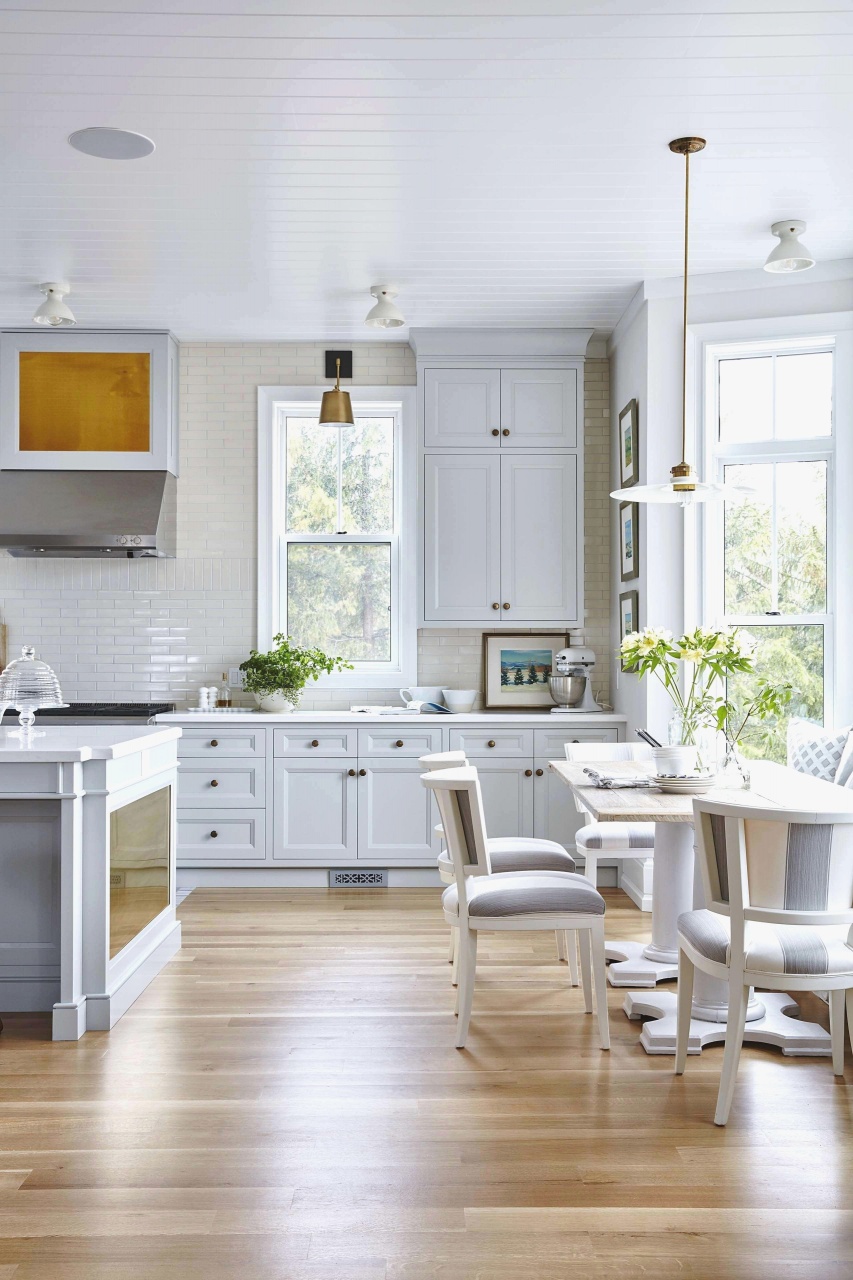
[68, 127, 155, 160]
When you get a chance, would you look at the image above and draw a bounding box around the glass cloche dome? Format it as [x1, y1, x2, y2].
[0, 646, 68, 730]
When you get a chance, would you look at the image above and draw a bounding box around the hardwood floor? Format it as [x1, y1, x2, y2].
[1, 887, 852, 1279]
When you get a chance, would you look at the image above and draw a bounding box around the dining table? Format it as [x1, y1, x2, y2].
[549, 757, 853, 1056]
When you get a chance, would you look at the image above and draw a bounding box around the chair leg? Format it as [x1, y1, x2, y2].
[578, 928, 593, 1014]
[674, 948, 695, 1075]
[590, 921, 610, 1051]
[448, 929, 456, 963]
[555, 930, 567, 962]
[714, 982, 749, 1127]
[584, 852, 598, 888]
[566, 931, 580, 987]
[829, 989, 846, 1076]
[847, 989, 853, 1060]
[455, 928, 478, 1049]
[450, 926, 460, 987]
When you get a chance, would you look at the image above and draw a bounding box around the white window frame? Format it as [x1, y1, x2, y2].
[697, 325, 849, 728]
[257, 384, 417, 688]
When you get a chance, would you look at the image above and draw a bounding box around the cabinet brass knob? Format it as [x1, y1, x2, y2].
[524, 769, 533, 777]
[210, 739, 219, 747]
[210, 779, 219, 787]
[502, 602, 510, 610]
[348, 769, 356, 777]
[536, 768, 544, 777]
[359, 768, 367, 776]
[395, 739, 404, 747]
[487, 740, 496, 748]
[572, 739, 580, 744]
[492, 602, 500, 610]
[502, 428, 510, 436]
[491, 428, 500, 436]
[210, 830, 218, 838]
[310, 739, 320, 747]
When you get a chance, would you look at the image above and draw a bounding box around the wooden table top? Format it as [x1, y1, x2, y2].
[548, 758, 853, 824]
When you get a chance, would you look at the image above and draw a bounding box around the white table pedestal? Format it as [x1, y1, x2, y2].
[623, 820, 832, 1057]
[605, 821, 693, 986]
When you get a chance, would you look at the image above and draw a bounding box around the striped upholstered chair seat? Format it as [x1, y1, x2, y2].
[575, 823, 654, 854]
[442, 870, 605, 919]
[678, 909, 853, 976]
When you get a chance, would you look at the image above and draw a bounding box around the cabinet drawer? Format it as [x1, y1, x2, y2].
[449, 728, 533, 757]
[534, 727, 619, 757]
[358, 727, 444, 758]
[273, 727, 356, 757]
[177, 809, 266, 861]
[177, 759, 265, 808]
[178, 726, 267, 758]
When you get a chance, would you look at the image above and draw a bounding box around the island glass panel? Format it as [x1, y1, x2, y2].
[109, 785, 171, 958]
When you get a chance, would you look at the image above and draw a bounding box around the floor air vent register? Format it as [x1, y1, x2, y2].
[330, 869, 389, 888]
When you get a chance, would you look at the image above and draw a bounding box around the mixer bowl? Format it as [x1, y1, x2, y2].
[548, 674, 586, 709]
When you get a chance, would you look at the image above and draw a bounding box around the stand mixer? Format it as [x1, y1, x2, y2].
[547, 647, 603, 714]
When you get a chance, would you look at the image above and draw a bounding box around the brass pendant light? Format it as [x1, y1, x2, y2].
[611, 137, 749, 506]
[319, 356, 354, 427]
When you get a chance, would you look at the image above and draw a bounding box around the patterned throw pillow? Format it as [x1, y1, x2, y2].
[787, 719, 850, 782]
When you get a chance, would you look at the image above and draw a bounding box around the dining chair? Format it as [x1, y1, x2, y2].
[421, 765, 610, 1050]
[564, 742, 656, 889]
[676, 796, 853, 1126]
[419, 750, 581, 985]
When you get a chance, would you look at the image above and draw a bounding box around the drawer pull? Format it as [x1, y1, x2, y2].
[210, 739, 219, 747]
[502, 428, 510, 436]
[210, 830, 218, 839]
[394, 739, 404, 748]
[348, 769, 356, 777]
[524, 769, 533, 777]
[572, 739, 580, 744]
[536, 768, 544, 777]
[502, 602, 510, 609]
[310, 739, 320, 748]
[492, 602, 500, 610]
[491, 428, 500, 436]
[359, 769, 367, 777]
[487, 740, 496, 748]
[210, 779, 219, 787]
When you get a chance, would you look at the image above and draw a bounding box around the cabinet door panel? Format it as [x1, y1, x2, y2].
[474, 759, 534, 839]
[424, 368, 501, 448]
[500, 454, 578, 622]
[533, 764, 587, 854]
[424, 454, 501, 621]
[272, 760, 357, 861]
[499, 368, 578, 448]
[358, 760, 441, 862]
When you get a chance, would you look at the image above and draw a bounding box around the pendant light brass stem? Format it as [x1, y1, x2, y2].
[668, 137, 705, 489]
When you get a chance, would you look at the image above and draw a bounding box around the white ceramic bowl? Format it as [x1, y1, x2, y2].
[442, 689, 478, 713]
[651, 744, 697, 777]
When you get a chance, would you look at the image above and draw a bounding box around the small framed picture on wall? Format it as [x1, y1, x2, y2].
[618, 399, 639, 488]
[619, 591, 639, 671]
[619, 501, 639, 581]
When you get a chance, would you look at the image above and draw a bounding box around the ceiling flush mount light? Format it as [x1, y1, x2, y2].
[364, 284, 405, 329]
[764, 219, 815, 273]
[33, 281, 76, 327]
[68, 127, 155, 160]
[611, 138, 750, 507]
[319, 356, 354, 427]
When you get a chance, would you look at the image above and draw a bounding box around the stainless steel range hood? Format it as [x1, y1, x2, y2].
[0, 471, 176, 557]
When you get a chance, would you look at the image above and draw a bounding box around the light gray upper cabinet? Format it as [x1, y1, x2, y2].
[423, 368, 501, 448]
[424, 366, 576, 449]
[424, 453, 579, 624]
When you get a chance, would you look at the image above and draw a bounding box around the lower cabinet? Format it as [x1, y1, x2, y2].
[533, 762, 587, 850]
[272, 759, 358, 861]
[473, 758, 535, 839]
[358, 760, 441, 862]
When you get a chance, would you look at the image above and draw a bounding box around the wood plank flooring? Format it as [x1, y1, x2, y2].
[1, 887, 852, 1279]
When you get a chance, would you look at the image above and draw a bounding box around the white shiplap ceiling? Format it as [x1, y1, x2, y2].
[1, 0, 852, 340]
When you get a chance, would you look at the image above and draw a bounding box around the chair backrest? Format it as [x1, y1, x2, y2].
[421, 767, 491, 907]
[419, 749, 468, 771]
[563, 741, 653, 813]
[693, 796, 853, 959]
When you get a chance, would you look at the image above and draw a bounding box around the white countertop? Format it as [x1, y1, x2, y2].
[155, 709, 627, 725]
[0, 724, 181, 762]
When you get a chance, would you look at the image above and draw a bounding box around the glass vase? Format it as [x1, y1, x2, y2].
[719, 746, 751, 790]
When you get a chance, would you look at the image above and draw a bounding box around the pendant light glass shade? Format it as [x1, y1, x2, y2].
[364, 284, 405, 328]
[764, 220, 815, 273]
[610, 137, 751, 508]
[319, 357, 354, 427]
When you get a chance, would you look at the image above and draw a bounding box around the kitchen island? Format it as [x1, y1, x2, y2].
[0, 724, 181, 1040]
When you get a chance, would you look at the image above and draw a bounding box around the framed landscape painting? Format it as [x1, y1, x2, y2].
[618, 399, 639, 488]
[483, 632, 568, 709]
[619, 500, 639, 581]
[619, 590, 639, 671]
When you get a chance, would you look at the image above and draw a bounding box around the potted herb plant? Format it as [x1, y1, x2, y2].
[239, 634, 352, 713]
